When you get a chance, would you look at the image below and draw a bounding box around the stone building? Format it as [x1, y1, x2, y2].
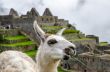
[0, 8, 70, 41]
[0, 8, 70, 43]
[0, 7, 69, 28]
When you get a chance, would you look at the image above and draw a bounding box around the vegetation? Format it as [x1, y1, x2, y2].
[5, 35, 28, 40]
[0, 41, 35, 47]
[25, 50, 37, 58]
[63, 29, 80, 34]
[67, 24, 72, 28]
[99, 42, 108, 46]
[67, 24, 76, 30]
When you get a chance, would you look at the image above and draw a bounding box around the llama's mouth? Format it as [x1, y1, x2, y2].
[63, 55, 70, 60]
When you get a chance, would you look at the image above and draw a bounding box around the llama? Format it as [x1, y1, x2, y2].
[0, 21, 76, 72]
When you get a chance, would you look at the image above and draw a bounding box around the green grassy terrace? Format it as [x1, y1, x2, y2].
[99, 42, 108, 46]
[5, 35, 28, 40]
[0, 41, 35, 47]
[63, 29, 80, 34]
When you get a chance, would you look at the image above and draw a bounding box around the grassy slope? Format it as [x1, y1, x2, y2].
[1, 41, 35, 47]
[5, 35, 28, 40]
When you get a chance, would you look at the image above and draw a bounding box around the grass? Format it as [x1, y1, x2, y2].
[99, 42, 108, 46]
[25, 50, 37, 58]
[0, 41, 35, 47]
[5, 35, 28, 40]
[64, 29, 80, 34]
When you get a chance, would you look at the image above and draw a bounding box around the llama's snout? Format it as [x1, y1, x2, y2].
[64, 46, 76, 55]
[63, 46, 76, 60]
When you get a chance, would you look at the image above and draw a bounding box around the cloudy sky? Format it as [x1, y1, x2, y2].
[0, 0, 110, 42]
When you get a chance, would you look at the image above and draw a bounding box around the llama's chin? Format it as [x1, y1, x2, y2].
[51, 54, 63, 60]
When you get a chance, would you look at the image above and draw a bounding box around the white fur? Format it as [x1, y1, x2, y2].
[0, 21, 76, 72]
[0, 51, 36, 72]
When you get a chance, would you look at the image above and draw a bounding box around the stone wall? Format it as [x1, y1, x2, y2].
[86, 35, 99, 44]
[37, 16, 56, 25]
[97, 45, 110, 51]
[73, 39, 96, 45]
[0, 29, 20, 36]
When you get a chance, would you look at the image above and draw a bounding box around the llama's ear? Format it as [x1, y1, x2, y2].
[33, 21, 46, 43]
[56, 28, 66, 36]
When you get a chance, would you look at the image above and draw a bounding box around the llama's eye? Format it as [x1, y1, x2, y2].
[48, 39, 57, 45]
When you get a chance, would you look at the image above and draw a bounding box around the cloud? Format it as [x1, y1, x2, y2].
[0, 0, 8, 14]
[0, 0, 110, 42]
[76, 0, 86, 10]
[73, 0, 110, 42]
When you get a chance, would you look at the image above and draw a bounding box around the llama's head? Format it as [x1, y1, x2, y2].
[33, 21, 76, 61]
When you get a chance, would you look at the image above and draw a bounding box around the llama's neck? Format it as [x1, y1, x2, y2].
[36, 51, 60, 72]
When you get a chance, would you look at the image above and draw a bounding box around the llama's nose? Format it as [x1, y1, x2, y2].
[64, 46, 76, 55]
[64, 48, 71, 55]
